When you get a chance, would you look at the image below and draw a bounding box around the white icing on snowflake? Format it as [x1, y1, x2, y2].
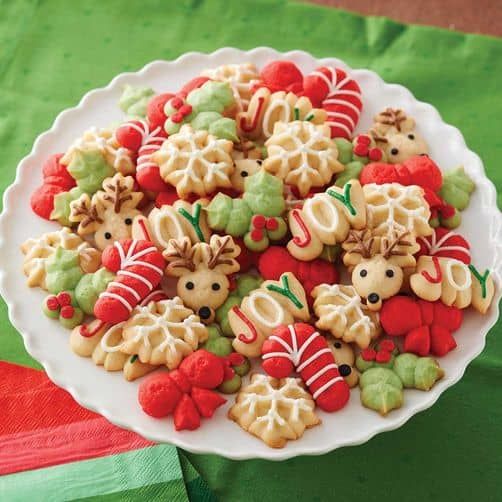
[154, 125, 234, 198]
[364, 183, 432, 238]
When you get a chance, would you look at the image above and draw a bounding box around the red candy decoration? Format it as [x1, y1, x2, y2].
[256, 61, 304, 94]
[94, 239, 165, 324]
[60, 305, 75, 319]
[147, 93, 175, 130]
[138, 350, 227, 431]
[262, 323, 350, 412]
[380, 296, 462, 357]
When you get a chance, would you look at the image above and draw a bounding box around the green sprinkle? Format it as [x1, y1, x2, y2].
[178, 203, 205, 242]
[266, 274, 303, 309]
[294, 107, 300, 120]
[468, 264, 490, 298]
[327, 183, 356, 216]
[130, 354, 138, 363]
[305, 113, 314, 122]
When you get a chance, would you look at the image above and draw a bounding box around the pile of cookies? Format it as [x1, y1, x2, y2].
[24, 60, 495, 448]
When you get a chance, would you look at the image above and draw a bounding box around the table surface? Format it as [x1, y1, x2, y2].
[309, 0, 502, 37]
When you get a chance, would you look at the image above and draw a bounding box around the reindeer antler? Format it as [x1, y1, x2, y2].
[375, 108, 407, 132]
[207, 235, 237, 269]
[164, 237, 196, 273]
[101, 174, 134, 213]
[381, 230, 413, 259]
[344, 230, 375, 259]
[368, 128, 388, 144]
[69, 194, 104, 231]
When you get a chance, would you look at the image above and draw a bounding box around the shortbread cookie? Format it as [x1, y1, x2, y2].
[21, 227, 100, 289]
[369, 108, 428, 164]
[201, 63, 259, 111]
[153, 125, 234, 198]
[228, 374, 320, 448]
[237, 88, 326, 141]
[312, 283, 380, 348]
[263, 120, 343, 197]
[69, 173, 143, 250]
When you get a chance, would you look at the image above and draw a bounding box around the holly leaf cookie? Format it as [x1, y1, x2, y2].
[67, 148, 115, 194]
[439, 166, 475, 211]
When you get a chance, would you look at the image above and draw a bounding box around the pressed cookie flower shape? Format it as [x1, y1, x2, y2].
[263, 121, 343, 197]
[153, 125, 234, 198]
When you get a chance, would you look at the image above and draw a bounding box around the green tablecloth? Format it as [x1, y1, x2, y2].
[1, 1, 501, 500]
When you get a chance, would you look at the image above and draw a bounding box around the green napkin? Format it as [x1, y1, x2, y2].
[1, 1, 501, 501]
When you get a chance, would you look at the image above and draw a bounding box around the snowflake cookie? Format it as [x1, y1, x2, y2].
[153, 125, 234, 198]
[61, 126, 135, 176]
[364, 183, 433, 238]
[228, 373, 320, 448]
[263, 120, 343, 197]
[312, 283, 381, 349]
[99, 297, 208, 368]
[21, 227, 101, 289]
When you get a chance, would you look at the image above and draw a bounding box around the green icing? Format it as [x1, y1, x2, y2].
[45, 248, 83, 294]
[75, 268, 115, 315]
[50, 187, 84, 225]
[439, 166, 475, 211]
[360, 367, 404, 415]
[67, 148, 114, 194]
[243, 170, 285, 217]
[119, 85, 155, 119]
[335, 160, 364, 187]
[187, 81, 234, 114]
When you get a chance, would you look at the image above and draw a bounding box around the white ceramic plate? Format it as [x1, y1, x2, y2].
[0, 48, 501, 460]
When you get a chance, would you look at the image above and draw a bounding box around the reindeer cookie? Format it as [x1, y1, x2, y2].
[410, 256, 495, 314]
[164, 235, 241, 323]
[370, 109, 429, 164]
[69, 173, 143, 250]
[326, 339, 360, 388]
[342, 229, 419, 311]
[237, 88, 326, 141]
[287, 179, 367, 261]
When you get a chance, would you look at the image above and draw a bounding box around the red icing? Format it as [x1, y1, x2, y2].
[138, 350, 226, 431]
[421, 256, 443, 284]
[262, 323, 350, 412]
[232, 306, 258, 344]
[417, 227, 471, 264]
[240, 96, 265, 133]
[291, 209, 311, 247]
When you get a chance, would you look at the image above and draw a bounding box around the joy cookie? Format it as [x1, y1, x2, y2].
[369, 108, 428, 164]
[164, 235, 241, 323]
[237, 87, 326, 141]
[229, 272, 309, 357]
[262, 323, 350, 412]
[228, 373, 320, 448]
[312, 283, 380, 348]
[201, 63, 259, 112]
[410, 256, 495, 314]
[263, 120, 343, 197]
[69, 173, 143, 250]
[153, 125, 234, 198]
[287, 180, 366, 261]
[132, 199, 211, 249]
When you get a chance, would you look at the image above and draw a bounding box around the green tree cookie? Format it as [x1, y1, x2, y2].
[67, 148, 115, 194]
[119, 85, 155, 119]
[393, 354, 444, 391]
[360, 367, 404, 415]
[75, 268, 115, 315]
[45, 247, 84, 294]
[439, 166, 475, 211]
[50, 187, 84, 226]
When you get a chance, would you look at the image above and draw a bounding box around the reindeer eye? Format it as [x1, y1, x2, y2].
[408, 134, 415, 140]
[211, 283, 221, 291]
[391, 148, 399, 155]
[257, 159, 263, 165]
[125, 218, 132, 225]
[240, 170, 248, 178]
[386, 269, 394, 278]
[185, 281, 194, 290]
[359, 269, 367, 278]
[104, 232, 112, 240]
[334, 342, 342, 349]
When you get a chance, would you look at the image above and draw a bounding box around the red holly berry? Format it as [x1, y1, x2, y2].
[368, 148, 382, 161]
[46, 296, 59, 311]
[353, 144, 369, 157]
[57, 292, 72, 307]
[179, 104, 192, 116]
[170, 97, 184, 110]
[250, 228, 264, 242]
[356, 135, 371, 146]
[440, 204, 456, 219]
[265, 217, 279, 231]
[227, 352, 245, 367]
[171, 112, 183, 124]
[60, 305, 75, 319]
[361, 348, 376, 361]
[252, 214, 266, 229]
[379, 339, 396, 352]
[376, 350, 392, 363]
